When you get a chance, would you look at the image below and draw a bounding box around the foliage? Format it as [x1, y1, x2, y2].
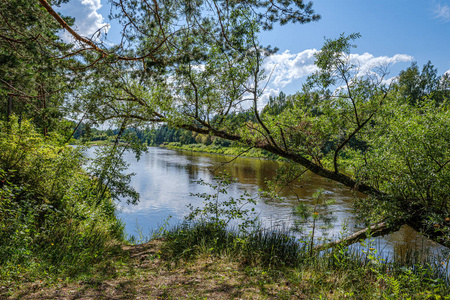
[292, 188, 336, 254]
[353, 99, 450, 230]
[0, 0, 80, 135]
[396, 61, 450, 106]
[87, 143, 141, 205]
[186, 173, 258, 234]
[0, 118, 125, 282]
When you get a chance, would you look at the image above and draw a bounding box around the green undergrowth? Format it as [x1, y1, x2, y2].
[158, 221, 450, 299]
[0, 119, 128, 286]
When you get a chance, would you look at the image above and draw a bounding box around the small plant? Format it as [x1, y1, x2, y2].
[186, 172, 259, 234]
[161, 173, 305, 267]
[292, 188, 336, 255]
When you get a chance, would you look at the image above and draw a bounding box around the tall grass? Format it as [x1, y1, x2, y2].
[158, 220, 450, 298]
[159, 221, 305, 268]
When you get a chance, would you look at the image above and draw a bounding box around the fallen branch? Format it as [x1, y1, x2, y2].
[314, 221, 401, 252]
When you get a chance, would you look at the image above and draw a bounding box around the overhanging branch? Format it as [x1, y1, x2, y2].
[38, 0, 107, 57]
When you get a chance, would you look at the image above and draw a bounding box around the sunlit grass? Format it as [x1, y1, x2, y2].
[157, 221, 450, 299]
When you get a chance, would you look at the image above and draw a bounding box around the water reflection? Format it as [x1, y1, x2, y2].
[84, 147, 447, 257]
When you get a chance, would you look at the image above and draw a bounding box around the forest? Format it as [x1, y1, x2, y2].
[1, 0, 450, 298]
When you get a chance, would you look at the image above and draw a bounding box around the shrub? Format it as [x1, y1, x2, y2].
[0, 118, 125, 281]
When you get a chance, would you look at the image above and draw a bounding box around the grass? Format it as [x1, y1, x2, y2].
[3, 221, 450, 299]
[154, 222, 450, 299]
[84, 139, 112, 146]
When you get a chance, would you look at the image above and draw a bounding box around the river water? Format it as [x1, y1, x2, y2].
[85, 147, 447, 259]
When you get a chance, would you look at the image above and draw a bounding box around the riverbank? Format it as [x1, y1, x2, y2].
[11, 142, 444, 299]
[75, 141, 283, 161]
[5, 235, 449, 300]
[163, 142, 283, 160]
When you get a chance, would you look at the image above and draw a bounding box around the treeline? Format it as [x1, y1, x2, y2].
[262, 61, 449, 116]
[74, 123, 234, 147]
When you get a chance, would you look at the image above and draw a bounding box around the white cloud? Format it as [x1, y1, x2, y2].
[263, 49, 319, 88]
[59, 0, 109, 41]
[348, 52, 414, 76]
[433, 2, 450, 22]
[439, 69, 450, 89]
[263, 50, 413, 91]
[259, 87, 281, 107]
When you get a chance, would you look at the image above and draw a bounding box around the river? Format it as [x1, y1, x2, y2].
[85, 146, 447, 259]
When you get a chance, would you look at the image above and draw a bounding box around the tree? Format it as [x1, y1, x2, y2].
[0, 0, 79, 135]
[81, 31, 449, 249]
[13, 1, 450, 249]
[261, 91, 290, 116]
[396, 61, 450, 106]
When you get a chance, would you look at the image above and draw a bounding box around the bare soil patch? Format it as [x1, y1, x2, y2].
[4, 240, 306, 300]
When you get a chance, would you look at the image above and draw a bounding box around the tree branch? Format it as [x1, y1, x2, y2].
[314, 221, 401, 251]
[38, 0, 107, 56]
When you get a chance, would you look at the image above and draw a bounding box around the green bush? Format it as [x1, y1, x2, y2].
[0, 118, 125, 281]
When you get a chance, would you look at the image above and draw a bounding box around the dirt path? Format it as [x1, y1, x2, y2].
[4, 240, 303, 300]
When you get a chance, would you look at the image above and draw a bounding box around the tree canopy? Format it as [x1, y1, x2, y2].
[0, 0, 82, 136]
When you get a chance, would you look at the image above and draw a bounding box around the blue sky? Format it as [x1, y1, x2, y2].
[58, 0, 450, 101]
